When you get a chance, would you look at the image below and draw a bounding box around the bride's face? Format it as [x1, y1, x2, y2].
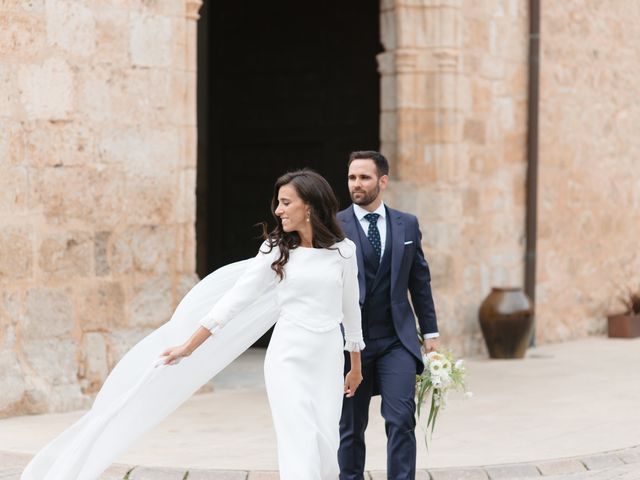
[275, 184, 309, 233]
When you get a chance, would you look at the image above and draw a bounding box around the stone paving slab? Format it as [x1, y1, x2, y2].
[4, 446, 640, 480]
[581, 454, 625, 471]
[537, 459, 587, 475]
[430, 467, 490, 479]
[484, 463, 541, 479]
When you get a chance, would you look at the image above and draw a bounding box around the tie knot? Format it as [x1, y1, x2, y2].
[364, 213, 380, 224]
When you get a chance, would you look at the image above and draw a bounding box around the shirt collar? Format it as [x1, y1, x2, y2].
[353, 202, 386, 221]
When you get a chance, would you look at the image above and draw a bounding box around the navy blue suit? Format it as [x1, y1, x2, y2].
[338, 205, 438, 480]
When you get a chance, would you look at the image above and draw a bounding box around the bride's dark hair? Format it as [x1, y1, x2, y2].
[262, 169, 345, 280]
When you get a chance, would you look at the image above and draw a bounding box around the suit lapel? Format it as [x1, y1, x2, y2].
[389, 207, 405, 295]
[340, 206, 366, 304]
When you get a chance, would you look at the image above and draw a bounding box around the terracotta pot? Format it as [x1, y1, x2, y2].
[607, 313, 640, 338]
[479, 287, 534, 359]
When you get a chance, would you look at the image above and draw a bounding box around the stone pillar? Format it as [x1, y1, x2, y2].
[377, 0, 529, 354]
[379, 0, 465, 187]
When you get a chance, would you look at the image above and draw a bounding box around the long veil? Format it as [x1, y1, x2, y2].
[22, 258, 279, 480]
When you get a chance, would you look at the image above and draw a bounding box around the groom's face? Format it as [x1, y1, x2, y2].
[348, 159, 387, 207]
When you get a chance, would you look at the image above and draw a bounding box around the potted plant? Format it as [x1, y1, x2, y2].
[607, 287, 640, 338]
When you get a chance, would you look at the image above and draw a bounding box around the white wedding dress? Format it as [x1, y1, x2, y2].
[22, 238, 364, 480]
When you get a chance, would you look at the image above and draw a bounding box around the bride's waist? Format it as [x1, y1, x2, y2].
[278, 311, 340, 333]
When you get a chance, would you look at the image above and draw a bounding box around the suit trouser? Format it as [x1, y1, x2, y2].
[339, 336, 417, 480]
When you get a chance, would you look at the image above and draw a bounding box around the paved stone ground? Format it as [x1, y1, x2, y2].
[3, 445, 639, 479]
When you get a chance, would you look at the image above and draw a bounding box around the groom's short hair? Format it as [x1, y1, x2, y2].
[348, 150, 389, 178]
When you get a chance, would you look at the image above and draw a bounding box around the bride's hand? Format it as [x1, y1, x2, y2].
[160, 344, 190, 366]
[344, 369, 363, 398]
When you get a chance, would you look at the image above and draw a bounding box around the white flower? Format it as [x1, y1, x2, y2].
[427, 351, 444, 362]
[455, 359, 465, 370]
[429, 360, 445, 376]
[464, 391, 474, 399]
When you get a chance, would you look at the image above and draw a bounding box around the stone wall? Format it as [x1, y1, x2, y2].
[536, 1, 640, 341]
[0, 0, 198, 417]
[380, 0, 529, 355]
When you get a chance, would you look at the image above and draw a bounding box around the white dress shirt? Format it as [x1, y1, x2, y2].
[352, 202, 439, 340]
[353, 202, 387, 257]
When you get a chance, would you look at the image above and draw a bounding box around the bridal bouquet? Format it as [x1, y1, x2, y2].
[415, 349, 471, 448]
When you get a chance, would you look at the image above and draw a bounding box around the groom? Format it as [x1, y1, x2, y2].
[338, 151, 439, 480]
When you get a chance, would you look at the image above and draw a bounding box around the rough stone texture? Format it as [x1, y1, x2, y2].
[381, 0, 529, 356]
[0, 0, 198, 416]
[2, 0, 638, 416]
[536, 1, 640, 344]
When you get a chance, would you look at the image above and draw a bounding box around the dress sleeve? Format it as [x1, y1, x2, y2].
[199, 242, 278, 333]
[341, 241, 365, 352]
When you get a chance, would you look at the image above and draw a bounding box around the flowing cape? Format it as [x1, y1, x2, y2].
[22, 258, 279, 480]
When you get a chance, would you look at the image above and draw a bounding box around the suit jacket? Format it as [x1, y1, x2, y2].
[337, 205, 438, 368]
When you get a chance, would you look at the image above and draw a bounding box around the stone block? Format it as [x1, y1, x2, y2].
[0, 64, 17, 119]
[430, 468, 488, 480]
[0, 348, 26, 412]
[619, 446, 640, 464]
[130, 276, 173, 328]
[22, 337, 77, 385]
[484, 463, 540, 479]
[45, 0, 96, 56]
[0, 225, 33, 279]
[78, 332, 109, 393]
[18, 58, 74, 120]
[130, 13, 173, 68]
[536, 459, 586, 475]
[125, 179, 175, 224]
[24, 287, 74, 338]
[101, 464, 133, 480]
[32, 165, 125, 225]
[464, 119, 486, 145]
[77, 281, 126, 331]
[39, 230, 93, 277]
[581, 453, 624, 470]
[95, 231, 111, 276]
[247, 472, 278, 480]
[0, 12, 45, 59]
[24, 120, 94, 167]
[97, 126, 180, 173]
[94, 6, 129, 66]
[110, 226, 176, 275]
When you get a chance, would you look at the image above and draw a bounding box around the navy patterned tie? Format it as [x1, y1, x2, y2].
[364, 213, 381, 260]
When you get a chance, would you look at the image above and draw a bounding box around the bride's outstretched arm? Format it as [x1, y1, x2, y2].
[161, 326, 212, 364]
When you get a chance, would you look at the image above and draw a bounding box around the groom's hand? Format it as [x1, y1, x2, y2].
[344, 369, 363, 398]
[423, 338, 439, 353]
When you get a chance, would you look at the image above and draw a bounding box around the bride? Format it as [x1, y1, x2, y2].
[22, 169, 365, 480]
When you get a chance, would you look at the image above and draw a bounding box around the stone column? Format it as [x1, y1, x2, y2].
[378, 0, 465, 188]
[378, 0, 470, 351]
[377, 0, 528, 355]
[176, 0, 202, 289]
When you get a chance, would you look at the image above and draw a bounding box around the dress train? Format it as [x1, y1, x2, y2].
[22, 258, 279, 480]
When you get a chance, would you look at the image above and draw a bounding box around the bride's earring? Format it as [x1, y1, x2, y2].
[306, 211, 311, 223]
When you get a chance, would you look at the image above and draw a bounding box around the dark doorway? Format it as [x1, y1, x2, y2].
[196, 1, 381, 344]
